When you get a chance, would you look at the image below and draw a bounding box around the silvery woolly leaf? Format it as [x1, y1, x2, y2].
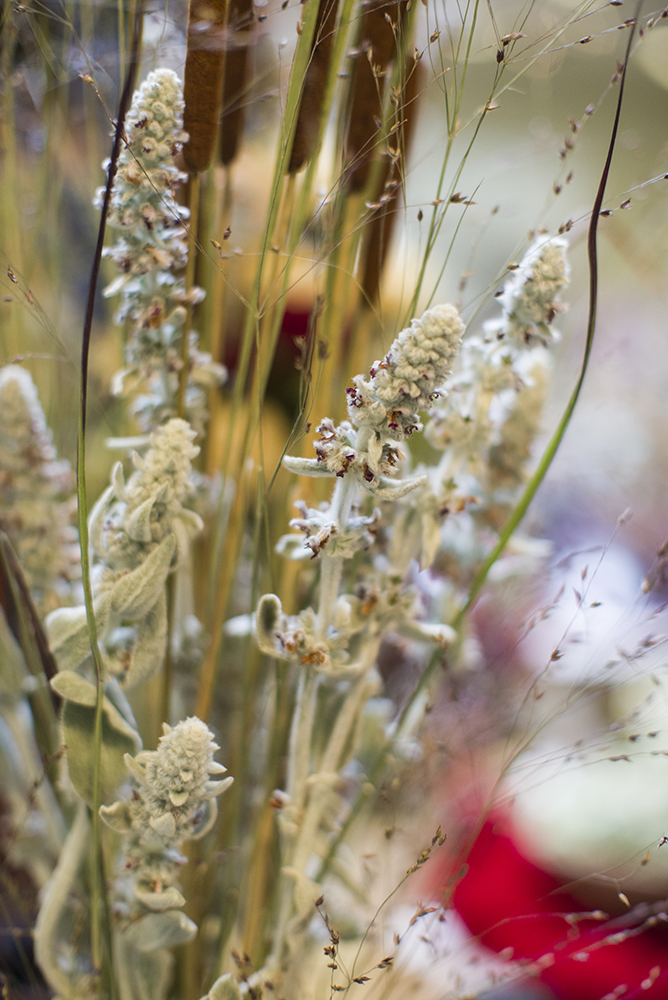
[116, 590, 168, 689]
[275, 533, 311, 561]
[190, 796, 218, 840]
[125, 495, 157, 544]
[135, 884, 186, 911]
[59, 682, 142, 806]
[204, 975, 242, 1000]
[282, 455, 335, 477]
[110, 534, 176, 617]
[170, 516, 195, 568]
[149, 811, 176, 837]
[115, 932, 172, 1000]
[255, 594, 284, 657]
[104, 274, 129, 298]
[50, 672, 141, 747]
[45, 605, 89, 669]
[104, 675, 141, 732]
[50, 670, 98, 706]
[419, 510, 442, 570]
[34, 804, 92, 1000]
[99, 800, 133, 833]
[110, 365, 142, 399]
[176, 507, 204, 536]
[45, 594, 111, 673]
[132, 911, 197, 952]
[399, 619, 457, 647]
[124, 751, 146, 783]
[365, 432, 383, 472]
[366, 474, 427, 500]
[204, 776, 233, 800]
[88, 484, 115, 557]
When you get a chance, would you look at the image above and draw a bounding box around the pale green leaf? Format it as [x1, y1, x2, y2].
[132, 910, 197, 952]
[110, 535, 175, 617]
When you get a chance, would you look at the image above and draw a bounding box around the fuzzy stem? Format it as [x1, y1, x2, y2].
[291, 669, 374, 876]
[316, 475, 354, 638]
[268, 668, 319, 965]
[287, 669, 319, 806]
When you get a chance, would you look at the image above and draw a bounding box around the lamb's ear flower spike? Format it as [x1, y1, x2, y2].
[0, 365, 78, 615]
[289, 304, 465, 495]
[100, 716, 232, 919]
[428, 236, 568, 467]
[100, 68, 225, 433]
[493, 235, 569, 347]
[46, 418, 203, 687]
[418, 236, 569, 577]
[350, 303, 465, 431]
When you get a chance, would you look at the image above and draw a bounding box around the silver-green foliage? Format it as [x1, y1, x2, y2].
[46, 418, 203, 689]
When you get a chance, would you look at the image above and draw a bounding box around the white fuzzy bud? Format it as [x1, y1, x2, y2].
[348, 304, 465, 441]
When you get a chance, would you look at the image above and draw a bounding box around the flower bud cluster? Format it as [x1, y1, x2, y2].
[92, 417, 203, 568]
[348, 303, 465, 438]
[100, 69, 225, 433]
[419, 237, 568, 577]
[284, 305, 464, 500]
[102, 69, 188, 277]
[0, 366, 79, 615]
[46, 419, 203, 687]
[428, 238, 568, 493]
[257, 575, 454, 677]
[101, 717, 232, 916]
[491, 235, 569, 347]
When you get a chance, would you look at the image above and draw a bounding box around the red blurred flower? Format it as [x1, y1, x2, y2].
[433, 818, 668, 1000]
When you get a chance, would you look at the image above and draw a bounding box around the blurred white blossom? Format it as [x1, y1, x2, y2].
[0, 366, 78, 615]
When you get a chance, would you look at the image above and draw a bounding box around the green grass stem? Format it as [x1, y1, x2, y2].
[76, 8, 143, 988]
